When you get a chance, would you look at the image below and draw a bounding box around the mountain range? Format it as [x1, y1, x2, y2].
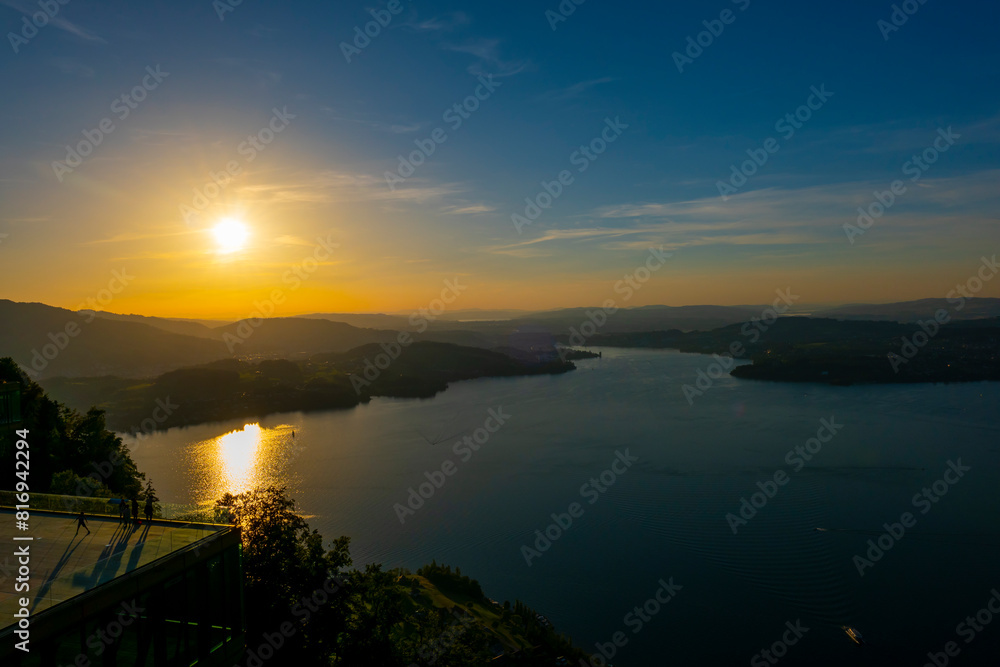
[3, 297, 1000, 379]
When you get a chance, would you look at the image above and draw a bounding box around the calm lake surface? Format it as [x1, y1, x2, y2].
[125, 348, 1000, 665]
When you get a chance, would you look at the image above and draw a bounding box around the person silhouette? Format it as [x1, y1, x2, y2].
[74, 510, 90, 536]
[131, 497, 140, 526]
[144, 495, 153, 522]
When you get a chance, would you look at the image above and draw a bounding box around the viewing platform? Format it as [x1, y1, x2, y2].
[0, 496, 244, 666]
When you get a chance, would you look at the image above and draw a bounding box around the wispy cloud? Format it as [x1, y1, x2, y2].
[50, 57, 95, 78]
[486, 169, 1000, 258]
[234, 169, 465, 206]
[84, 228, 200, 246]
[387, 123, 422, 134]
[213, 58, 282, 89]
[273, 234, 315, 247]
[485, 226, 668, 258]
[537, 77, 615, 103]
[444, 203, 495, 215]
[407, 12, 470, 33]
[446, 38, 530, 77]
[320, 111, 423, 135]
[0, 0, 104, 43]
[596, 170, 1000, 225]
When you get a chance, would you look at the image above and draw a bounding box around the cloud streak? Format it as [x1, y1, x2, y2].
[1, 0, 105, 43]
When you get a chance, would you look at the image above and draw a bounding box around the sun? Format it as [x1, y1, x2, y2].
[212, 217, 249, 254]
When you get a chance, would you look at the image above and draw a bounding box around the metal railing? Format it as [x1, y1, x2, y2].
[0, 490, 233, 525]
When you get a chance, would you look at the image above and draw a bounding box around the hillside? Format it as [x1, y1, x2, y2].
[88, 310, 225, 338]
[393, 563, 592, 665]
[43, 342, 577, 432]
[813, 297, 1000, 322]
[578, 316, 1000, 385]
[517, 304, 765, 333]
[0, 300, 230, 379]
[316, 340, 574, 397]
[214, 317, 401, 357]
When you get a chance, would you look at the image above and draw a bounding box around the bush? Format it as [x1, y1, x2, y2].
[49, 469, 113, 498]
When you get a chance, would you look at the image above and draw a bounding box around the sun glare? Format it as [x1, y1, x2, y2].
[212, 217, 249, 254]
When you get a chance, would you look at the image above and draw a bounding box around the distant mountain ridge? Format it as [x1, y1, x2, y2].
[0, 300, 229, 379]
[813, 298, 1000, 322]
[215, 317, 400, 356]
[86, 310, 224, 338]
[4, 298, 998, 380]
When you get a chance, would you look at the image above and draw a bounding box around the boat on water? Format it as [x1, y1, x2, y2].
[843, 626, 865, 645]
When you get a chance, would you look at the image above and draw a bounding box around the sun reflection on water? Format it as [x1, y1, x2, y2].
[218, 423, 263, 494]
[192, 422, 299, 504]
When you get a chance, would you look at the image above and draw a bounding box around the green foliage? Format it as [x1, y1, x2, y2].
[337, 563, 407, 666]
[394, 610, 494, 667]
[154, 367, 241, 399]
[415, 562, 485, 600]
[49, 469, 113, 497]
[2, 353, 591, 667]
[0, 357, 145, 497]
[255, 359, 303, 383]
[42, 341, 577, 433]
[217, 486, 352, 663]
[217, 486, 594, 666]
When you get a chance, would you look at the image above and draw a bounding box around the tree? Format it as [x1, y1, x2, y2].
[0, 358, 145, 497]
[49, 469, 113, 497]
[216, 486, 352, 662]
[337, 563, 406, 666]
[143, 479, 161, 517]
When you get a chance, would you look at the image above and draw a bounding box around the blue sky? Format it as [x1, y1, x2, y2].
[1, 0, 998, 316]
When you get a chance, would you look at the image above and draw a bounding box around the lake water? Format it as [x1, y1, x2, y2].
[124, 348, 1000, 665]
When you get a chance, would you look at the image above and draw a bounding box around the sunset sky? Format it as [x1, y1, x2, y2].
[1, 0, 998, 319]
